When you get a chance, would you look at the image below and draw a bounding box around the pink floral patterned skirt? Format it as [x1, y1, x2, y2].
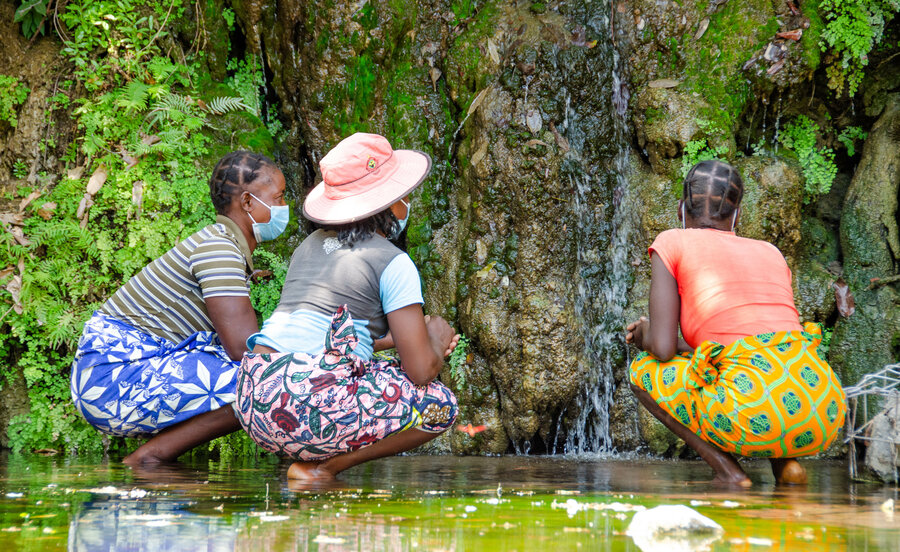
[234, 306, 457, 461]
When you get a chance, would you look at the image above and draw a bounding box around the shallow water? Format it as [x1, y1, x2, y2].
[0, 453, 896, 551]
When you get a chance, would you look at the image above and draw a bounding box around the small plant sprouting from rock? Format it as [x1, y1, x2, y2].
[778, 116, 837, 199]
[448, 334, 471, 389]
[680, 139, 729, 177]
[0, 75, 30, 127]
[819, 0, 900, 96]
[837, 125, 868, 156]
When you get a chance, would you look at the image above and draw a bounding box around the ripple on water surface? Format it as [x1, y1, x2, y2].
[0, 454, 896, 551]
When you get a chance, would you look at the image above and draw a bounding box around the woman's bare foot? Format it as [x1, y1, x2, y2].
[770, 458, 807, 485]
[712, 472, 752, 488]
[287, 461, 335, 482]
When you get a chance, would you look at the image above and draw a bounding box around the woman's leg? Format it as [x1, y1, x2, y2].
[769, 458, 807, 484]
[123, 406, 242, 465]
[288, 428, 443, 481]
[630, 384, 751, 486]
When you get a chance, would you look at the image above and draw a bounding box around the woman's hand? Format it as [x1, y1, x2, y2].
[625, 316, 649, 351]
[424, 315, 460, 357]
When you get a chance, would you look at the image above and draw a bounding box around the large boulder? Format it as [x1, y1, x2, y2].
[831, 96, 900, 386]
[864, 394, 900, 483]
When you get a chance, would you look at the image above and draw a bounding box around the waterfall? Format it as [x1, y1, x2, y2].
[557, 4, 635, 455]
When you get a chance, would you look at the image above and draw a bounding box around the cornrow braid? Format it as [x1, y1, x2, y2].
[208, 151, 278, 214]
[323, 209, 401, 248]
[681, 160, 744, 222]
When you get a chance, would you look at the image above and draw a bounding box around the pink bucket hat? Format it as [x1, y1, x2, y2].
[303, 133, 432, 224]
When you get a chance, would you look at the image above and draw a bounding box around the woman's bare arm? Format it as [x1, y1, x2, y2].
[205, 295, 260, 361]
[386, 304, 457, 386]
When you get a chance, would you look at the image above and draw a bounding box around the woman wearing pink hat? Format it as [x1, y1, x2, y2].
[234, 133, 460, 481]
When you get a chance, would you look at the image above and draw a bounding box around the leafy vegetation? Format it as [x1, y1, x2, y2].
[13, 0, 50, 39]
[819, 0, 900, 95]
[0, 75, 30, 128]
[680, 139, 729, 177]
[3, 0, 280, 455]
[448, 334, 471, 389]
[778, 116, 838, 199]
[249, 249, 289, 323]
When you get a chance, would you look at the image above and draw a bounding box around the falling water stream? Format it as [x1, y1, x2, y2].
[559, 4, 635, 454]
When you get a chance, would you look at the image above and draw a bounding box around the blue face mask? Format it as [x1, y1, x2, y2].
[248, 193, 289, 242]
[390, 199, 411, 240]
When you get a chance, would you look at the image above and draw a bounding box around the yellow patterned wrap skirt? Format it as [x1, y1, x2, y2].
[628, 323, 846, 458]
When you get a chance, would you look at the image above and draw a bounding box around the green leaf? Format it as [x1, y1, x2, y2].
[14, 0, 47, 22]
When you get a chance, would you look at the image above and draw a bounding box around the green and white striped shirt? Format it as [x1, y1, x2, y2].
[100, 216, 254, 344]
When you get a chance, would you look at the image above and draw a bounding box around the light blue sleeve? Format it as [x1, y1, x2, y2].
[380, 254, 424, 314]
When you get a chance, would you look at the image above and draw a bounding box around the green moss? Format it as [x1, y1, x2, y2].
[681, 0, 779, 136]
[800, 0, 825, 70]
[444, 2, 500, 108]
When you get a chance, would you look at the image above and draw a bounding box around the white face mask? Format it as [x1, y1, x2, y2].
[681, 202, 686, 230]
[730, 209, 738, 231]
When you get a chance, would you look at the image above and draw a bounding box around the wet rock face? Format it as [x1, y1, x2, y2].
[864, 395, 900, 483]
[831, 97, 900, 385]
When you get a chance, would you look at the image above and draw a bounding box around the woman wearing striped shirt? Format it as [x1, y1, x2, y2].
[70, 151, 289, 464]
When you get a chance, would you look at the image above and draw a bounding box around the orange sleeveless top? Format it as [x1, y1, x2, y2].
[649, 228, 803, 348]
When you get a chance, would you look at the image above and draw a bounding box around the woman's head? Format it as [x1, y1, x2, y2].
[303, 133, 430, 240]
[680, 160, 743, 228]
[209, 151, 282, 215]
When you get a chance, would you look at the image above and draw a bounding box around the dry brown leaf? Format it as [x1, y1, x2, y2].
[525, 139, 549, 147]
[141, 133, 161, 146]
[119, 147, 140, 169]
[86, 165, 108, 196]
[470, 142, 488, 167]
[5, 275, 22, 314]
[0, 267, 14, 280]
[648, 79, 681, 88]
[76, 194, 93, 220]
[67, 166, 85, 180]
[37, 202, 56, 221]
[487, 38, 500, 64]
[10, 227, 30, 247]
[776, 29, 802, 41]
[766, 59, 785, 75]
[0, 213, 24, 226]
[467, 88, 489, 116]
[833, 279, 855, 317]
[18, 190, 42, 213]
[695, 18, 710, 40]
[429, 67, 442, 92]
[549, 121, 569, 152]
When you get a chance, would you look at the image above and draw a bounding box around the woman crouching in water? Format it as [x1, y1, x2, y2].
[626, 160, 846, 486]
[234, 133, 459, 481]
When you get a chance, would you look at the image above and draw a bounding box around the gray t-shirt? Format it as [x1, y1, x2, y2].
[275, 229, 407, 338]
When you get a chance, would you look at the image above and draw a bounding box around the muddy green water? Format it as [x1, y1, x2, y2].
[0, 454, 895, 551]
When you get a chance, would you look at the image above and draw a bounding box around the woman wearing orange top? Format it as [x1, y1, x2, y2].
[625, 160, 846, 486]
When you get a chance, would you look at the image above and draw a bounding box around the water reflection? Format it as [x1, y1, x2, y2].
[0, 454, 895, 551]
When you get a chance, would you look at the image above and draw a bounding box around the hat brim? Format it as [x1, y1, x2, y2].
[303, 149, 431, 224]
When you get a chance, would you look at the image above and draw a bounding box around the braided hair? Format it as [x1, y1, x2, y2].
[681, 160, 744, 222]
[209, 151, 279, 214]
[323, 209, 401, 248]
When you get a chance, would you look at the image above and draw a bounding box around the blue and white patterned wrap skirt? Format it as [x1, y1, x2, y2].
[70, 311, 239, 437]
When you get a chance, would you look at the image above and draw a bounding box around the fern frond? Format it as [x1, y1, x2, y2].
[116, 81, 150, 113]
[205, 96, 252, 115]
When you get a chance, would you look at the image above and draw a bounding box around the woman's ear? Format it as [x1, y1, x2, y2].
[239, 190, 254, 213]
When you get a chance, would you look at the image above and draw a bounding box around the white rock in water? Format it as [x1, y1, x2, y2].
[626, 504, 724, 552]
